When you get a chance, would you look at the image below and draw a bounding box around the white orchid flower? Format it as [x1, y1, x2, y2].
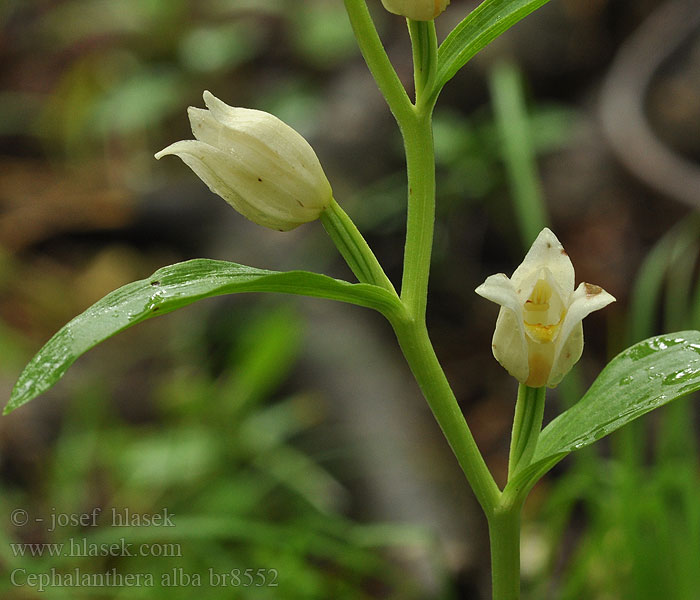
[155, 91, 332, 232]
[475, 228, 615, 388]
[380, 0, 450, 21]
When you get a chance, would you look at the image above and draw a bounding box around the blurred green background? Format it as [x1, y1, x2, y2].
[1, 0, 699, 598]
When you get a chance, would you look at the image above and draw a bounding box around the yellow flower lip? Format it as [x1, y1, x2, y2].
[524, 314, 564, 344]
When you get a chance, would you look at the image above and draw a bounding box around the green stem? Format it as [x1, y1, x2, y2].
[343, 0, 414, 123]
[399, 110, 435, 320]
[489, 384, 545, 599]
[408, 19, 438, 104]
[489, 506, 521, 600]
[320, 198, 396, 293]
[508, 384, 546, 479]
[399, 18, 439, 321]
[390, 317, 500, 514]
[340, 9, 527, 596]
[342, 0, 498, 511]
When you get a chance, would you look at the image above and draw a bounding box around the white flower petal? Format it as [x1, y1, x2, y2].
[154, 140, 305, 231]
[511, 228, 575, 296]
[547, 322, 583, 387]
[202, 91, 315, 170]
[475, 273, 520, 312]
[549, 282, 616, 382]
[493, 307, 530, 383]
[187, 107, 229, 151]
[197, 92, 331, 211]
[476, 274, 529, 383]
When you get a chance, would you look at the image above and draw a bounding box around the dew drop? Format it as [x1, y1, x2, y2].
[661, 367, 699, 386]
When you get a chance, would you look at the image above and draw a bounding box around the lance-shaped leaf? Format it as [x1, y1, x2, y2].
[505, 331, 700, 500]
[6, 259, 403, 414]
[433, 0, 551, 96]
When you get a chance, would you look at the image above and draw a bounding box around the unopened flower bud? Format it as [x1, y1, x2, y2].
[155, 91, 332, 231]
[475, 228, 615, 388]
[381, 0, 449, 21]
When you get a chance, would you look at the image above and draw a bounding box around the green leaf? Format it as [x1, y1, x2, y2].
[505, 332, 700, 500]
[433, 0, 551, 95]
[6, 259, 402, 414]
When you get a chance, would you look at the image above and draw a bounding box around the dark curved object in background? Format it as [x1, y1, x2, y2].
[599, 0, 700, 209]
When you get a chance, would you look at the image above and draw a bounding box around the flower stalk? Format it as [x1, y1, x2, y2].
[508, 384, 546, 479]
[343, 0, 414, 123]
[320, 199, 396, 293]
[408, 19, 438, 102]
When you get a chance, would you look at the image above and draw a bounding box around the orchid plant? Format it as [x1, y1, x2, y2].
[7, 1, 700, 598]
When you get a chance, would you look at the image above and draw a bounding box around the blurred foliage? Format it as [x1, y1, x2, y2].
[0, 0, 356, 170]
[0, 306, 431, 598]
[349, 100, 575, 242]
